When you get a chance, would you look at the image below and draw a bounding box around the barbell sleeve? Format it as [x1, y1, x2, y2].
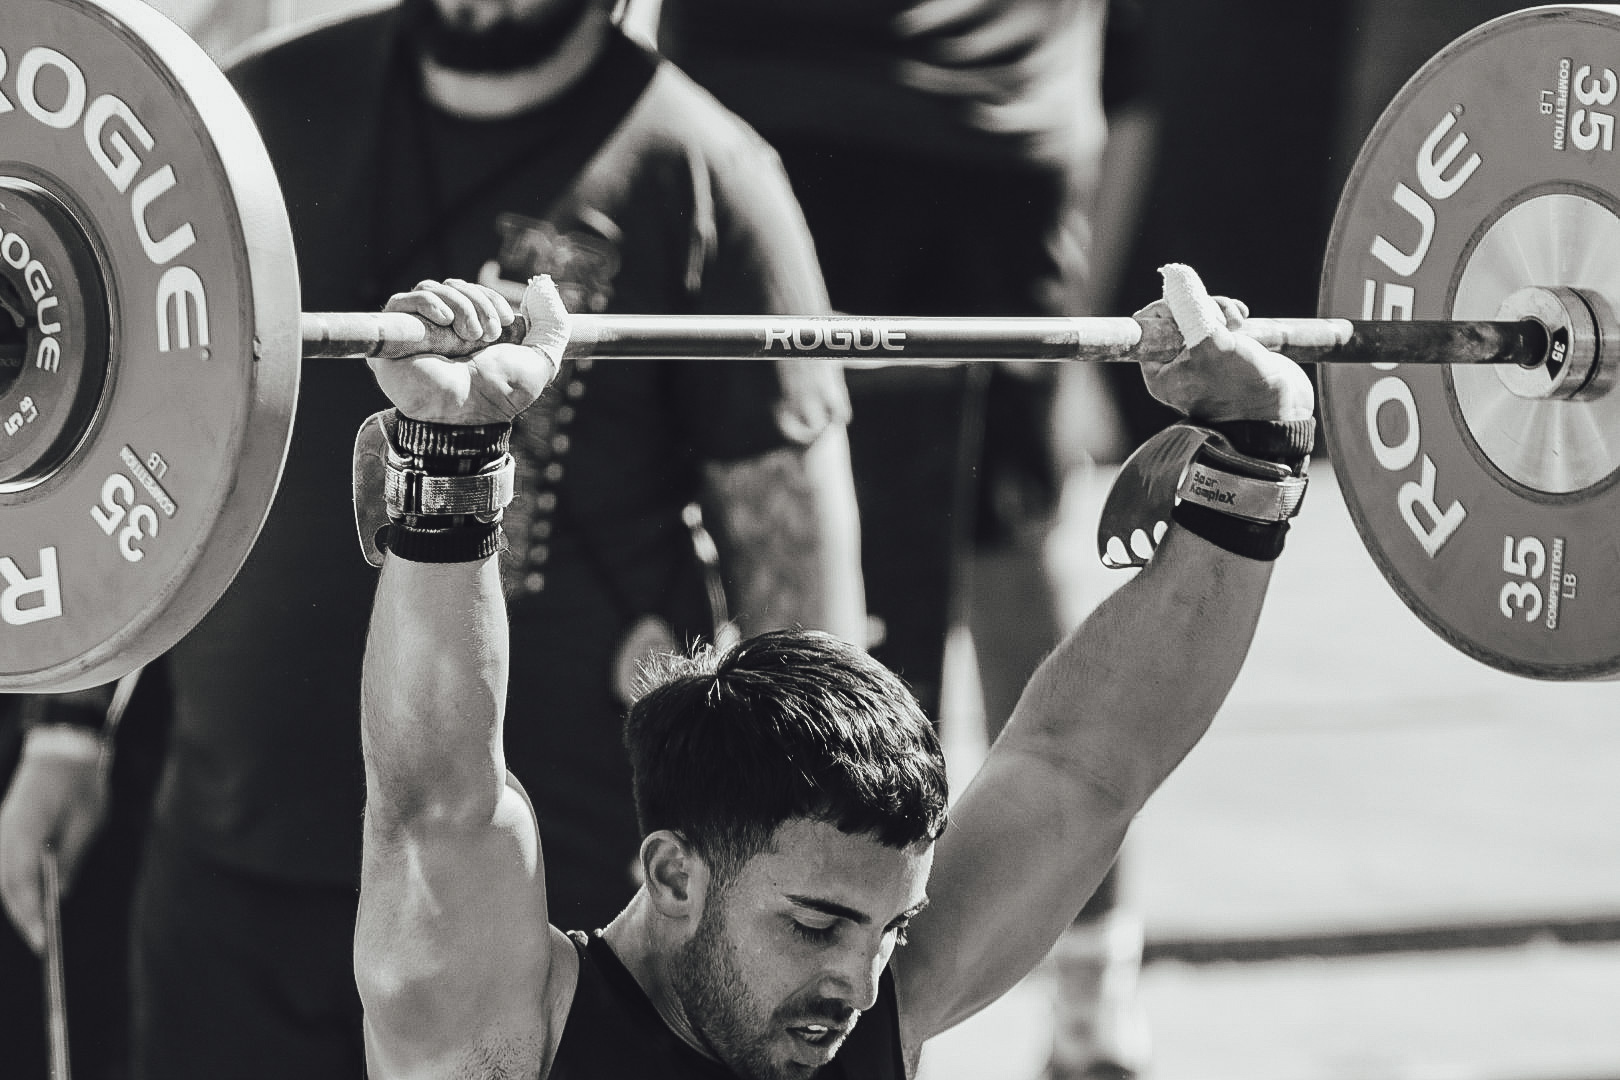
[299, 312, 1550, 367]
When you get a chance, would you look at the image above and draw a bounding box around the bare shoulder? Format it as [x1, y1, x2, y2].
[536, 925, 582, 1079]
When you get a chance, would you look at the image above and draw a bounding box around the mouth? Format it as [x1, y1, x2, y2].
[785, 1020, 850, 1062]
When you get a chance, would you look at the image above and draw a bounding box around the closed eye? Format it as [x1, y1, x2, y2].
[792, 921, 839, 944]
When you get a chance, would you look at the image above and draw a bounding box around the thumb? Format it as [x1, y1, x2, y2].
[520, 275, 570, 380]
[1158, 263, 1234, 351]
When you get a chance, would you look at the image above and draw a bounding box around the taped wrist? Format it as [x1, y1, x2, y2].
[384, 413, 514, 564]
[1170, 420, 1314, 561]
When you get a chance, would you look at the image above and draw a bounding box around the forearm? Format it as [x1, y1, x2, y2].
[361, 554, 510, 833]
[703, 428, 867, 643]
[1004, 524, 1272, 812]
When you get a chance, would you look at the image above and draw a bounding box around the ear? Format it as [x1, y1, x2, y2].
[639, 830, 711, 920]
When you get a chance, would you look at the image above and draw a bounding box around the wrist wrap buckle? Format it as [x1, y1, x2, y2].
[383, 454, 515, 520]
[1098, 422, 1311, 568]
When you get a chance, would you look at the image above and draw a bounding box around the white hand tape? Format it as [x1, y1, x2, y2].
[1158, 263, 1227, 349]
[521, 274, 572, 371]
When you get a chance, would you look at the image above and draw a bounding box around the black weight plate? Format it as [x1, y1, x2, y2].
[0, 0, 299, 692]
[1320, 4, 1620, 680]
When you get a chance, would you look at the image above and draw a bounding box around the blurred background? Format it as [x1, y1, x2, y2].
[14, 1, 1620, 1077]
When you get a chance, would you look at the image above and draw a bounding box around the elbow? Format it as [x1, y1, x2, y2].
[364, 772, 507, 843]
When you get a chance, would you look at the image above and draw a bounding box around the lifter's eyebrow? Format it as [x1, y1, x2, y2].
[785, 894, 931, 927]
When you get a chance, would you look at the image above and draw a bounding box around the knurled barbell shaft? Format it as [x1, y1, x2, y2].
[299, 312, 1550, 366]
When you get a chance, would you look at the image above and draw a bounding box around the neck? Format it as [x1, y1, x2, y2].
[602, 893, 721, 1062]
[417, 6, 613, 119]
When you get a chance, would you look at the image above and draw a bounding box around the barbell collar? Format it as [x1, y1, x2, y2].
[300, 312, 1550, 367]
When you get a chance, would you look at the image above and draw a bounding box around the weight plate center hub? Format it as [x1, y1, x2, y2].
[1320, 4, 1620, 680]
[1453, 195, 1620, 492]
[0, 176, 111, 490]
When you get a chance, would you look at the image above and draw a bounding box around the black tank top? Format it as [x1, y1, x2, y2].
[548, 931, 907, 1079]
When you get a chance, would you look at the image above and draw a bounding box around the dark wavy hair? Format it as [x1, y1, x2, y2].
[624, 629, 949, 883]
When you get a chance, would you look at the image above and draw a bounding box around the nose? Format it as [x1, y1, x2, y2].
[822, 939, 889, 1013]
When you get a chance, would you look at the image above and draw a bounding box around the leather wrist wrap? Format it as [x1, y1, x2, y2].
[1172, 501, 1290, 561]
[385, 414, 514, 564]
[1173, 419, 1314, 561]
[386, 519, 508, 563]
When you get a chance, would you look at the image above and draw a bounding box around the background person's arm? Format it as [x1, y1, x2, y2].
[0, 681, 124, 951]
[692, 118, 867, 645]
[701, 427, 866, 644]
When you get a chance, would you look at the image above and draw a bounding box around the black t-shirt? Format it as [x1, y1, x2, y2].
[154, 12, 844, 886]
[551, 931, 906, 1080]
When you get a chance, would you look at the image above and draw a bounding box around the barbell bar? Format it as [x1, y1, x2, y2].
[299, 308, 1552, 367]
[3, 0, 1620, 691]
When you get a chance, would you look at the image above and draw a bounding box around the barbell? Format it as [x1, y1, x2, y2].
[2, 0, 1619, 691]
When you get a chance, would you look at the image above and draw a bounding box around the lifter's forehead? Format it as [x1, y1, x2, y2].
[739, 819, 933, 915]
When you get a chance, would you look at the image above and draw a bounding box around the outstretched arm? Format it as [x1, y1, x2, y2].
[354, 279, 572, 1079]
[896, 269, 1315, 1049]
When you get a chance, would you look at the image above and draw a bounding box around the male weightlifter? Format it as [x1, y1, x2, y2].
[351, 269, 1314, 1079]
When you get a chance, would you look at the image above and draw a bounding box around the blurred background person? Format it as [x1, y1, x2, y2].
[6, 1, 862, 1078]
[0, 671, 170, 1080]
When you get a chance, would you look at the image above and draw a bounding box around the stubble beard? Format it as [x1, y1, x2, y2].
[399, 0, 597, 74]
[673, 894, 803, 1080]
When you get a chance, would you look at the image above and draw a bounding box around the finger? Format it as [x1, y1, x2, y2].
[384, 287, 458, 326]
[440, 279, 510, 342]
[387, 280, 489, 342]
[915, 5, 1048, 66]
[0, 856, 45, 954]
[486, 286, 516, 326]
[423, 279, 494, 342]
[967, 74, 1091, 134]
[894, 0, 988, 38]
[1214, 296, 1250, 328]
[893, 57, 1026, 103]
